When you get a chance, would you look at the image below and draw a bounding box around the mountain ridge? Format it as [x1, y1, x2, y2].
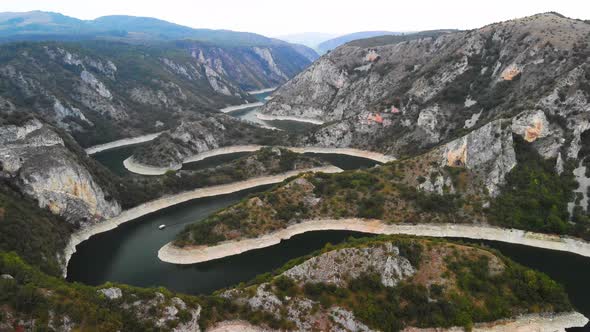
[316, 30, 404, 53]
[260, 12, 590, 157]
[0, 10, 319, 59]
[0, 38, 312, 147]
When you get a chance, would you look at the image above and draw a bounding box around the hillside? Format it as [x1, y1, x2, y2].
[0, 39, 311, 147]
[222, 236, 576, 331]
[260, 13, 590, 160]
[0, 236, 580, 331]
[175, 13, 590, 255]
[0, 114, 123, 273]
[130, 114, 288, 169]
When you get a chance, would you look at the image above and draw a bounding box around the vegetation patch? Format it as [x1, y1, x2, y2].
[226, 236, 571, 332]
[489, 136, 578, 234]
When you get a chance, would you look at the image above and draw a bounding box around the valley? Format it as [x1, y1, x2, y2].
[1, 8, 590, 332]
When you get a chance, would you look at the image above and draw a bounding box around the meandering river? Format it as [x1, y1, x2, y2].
[68, 148, 590, 329]
[72, 123, 590, 329]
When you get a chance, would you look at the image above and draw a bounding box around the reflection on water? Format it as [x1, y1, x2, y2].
[92, 144, 143, 176]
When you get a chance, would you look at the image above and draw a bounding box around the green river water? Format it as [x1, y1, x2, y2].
[74, 94, 590, 329]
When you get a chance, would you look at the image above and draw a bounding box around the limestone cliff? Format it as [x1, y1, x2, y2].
[0, 118, 121, 227]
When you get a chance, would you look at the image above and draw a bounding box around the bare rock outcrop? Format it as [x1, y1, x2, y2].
[440, 119, 516, 196]
[283, 242, 415, 287]
[0, 119, 121, 226]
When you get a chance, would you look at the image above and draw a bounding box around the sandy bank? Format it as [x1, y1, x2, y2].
[158, 219, 590, 265]
[403, 312, 588, 331]
[256, 113, 325, 125]
[248, 87, 277, 95]
[286, 146, 395, 163]
[204, 312, 589, 331]
[125, 145, 395, 176]
[62, 166, 342, 277]
[85, 132, 164, 155]
[183, 145, 264, 164]
[207, 320, 273, 332]
[220, 102, 264, 113]
[123, 157, 180, 176]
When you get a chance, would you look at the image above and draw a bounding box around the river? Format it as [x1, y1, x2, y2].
[72, 136, 590, 330]
[69, 149, 382, 290]
[228, 91, 318, 133]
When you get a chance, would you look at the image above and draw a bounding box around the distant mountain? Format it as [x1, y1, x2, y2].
[316, 31, 403, 54]
[276, 32, 339, 49]
[0, 11, 319, 59]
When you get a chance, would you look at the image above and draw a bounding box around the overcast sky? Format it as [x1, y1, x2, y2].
[2, 0, 588, 36]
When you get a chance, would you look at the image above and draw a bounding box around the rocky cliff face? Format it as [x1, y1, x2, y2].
[179, 41, 311, 91]
[0, 118, 120, 227]
[257, 13, 590, 202]
[0, 40, 312, 147]
[408, 108, 569, 197]
[262, 13, 590, 163]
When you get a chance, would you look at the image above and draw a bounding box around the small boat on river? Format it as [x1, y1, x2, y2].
[158, 224, 166, 230]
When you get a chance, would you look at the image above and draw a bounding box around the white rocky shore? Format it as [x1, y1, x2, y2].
[403, 312, 588, 332]
[158, 219, 590, 264]
[248, 87, 277, 95]
[123, 157, 181, 175]
[207, 320, 275, 332]
[205, 312, 588, 331]
[85, 132, 164, 155]
[183, 145, 264, 164]
[220, 102, 264, 113]
[62, 166, 342, 277]
[285, 146, 395, 163]
[256, 113, 325, 125]
[124, 145, 395, 176]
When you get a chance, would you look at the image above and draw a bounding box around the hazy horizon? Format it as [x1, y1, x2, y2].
[1, 0, 588, 37]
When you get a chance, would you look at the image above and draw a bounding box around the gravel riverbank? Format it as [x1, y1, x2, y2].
[158, 219, 590, 264]
[85, 132, 164, 155]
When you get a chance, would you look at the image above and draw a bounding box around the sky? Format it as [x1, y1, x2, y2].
[1, 0, 589, 37]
